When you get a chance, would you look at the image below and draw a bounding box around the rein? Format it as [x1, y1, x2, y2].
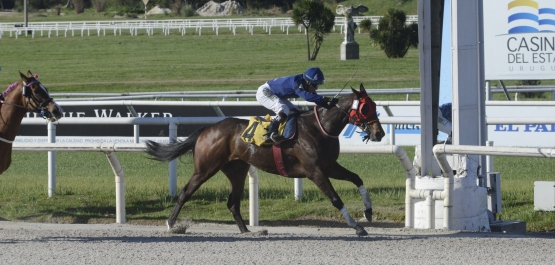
[313, 97, 380, 139]
[313, 106, 339, 138]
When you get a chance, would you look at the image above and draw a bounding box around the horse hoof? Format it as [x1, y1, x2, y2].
[355, 225, 368, 236]
[364, 208, 373, 223]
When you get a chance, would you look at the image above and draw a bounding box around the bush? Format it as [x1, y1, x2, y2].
[359, 18, 372, 33]
[369, 8, 418, 58]
[181, 4, 197, 17]
[171, 0, 182, 15]
[91, 0, 108, 12]
[73, 0, 85, 14]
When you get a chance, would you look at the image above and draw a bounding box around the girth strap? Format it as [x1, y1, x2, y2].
[272, 145, 288, 176]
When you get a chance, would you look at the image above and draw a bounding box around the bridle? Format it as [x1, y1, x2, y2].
[347, 96, 380, 135]
[0, 80, 54, 117]
[1, 78, 58, 145]
[314, 95, 380, 138]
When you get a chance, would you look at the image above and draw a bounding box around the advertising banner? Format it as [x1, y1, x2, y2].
[484, 0, 555, 80]
[15, 104, 423, 147]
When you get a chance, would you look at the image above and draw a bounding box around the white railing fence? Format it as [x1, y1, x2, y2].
[0, 16, 419, 39]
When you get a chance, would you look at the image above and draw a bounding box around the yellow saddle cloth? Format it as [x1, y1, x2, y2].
[241, 115, 286, 146]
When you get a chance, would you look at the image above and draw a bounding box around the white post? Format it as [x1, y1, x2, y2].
[133, 125, 140, 143]
[248, 166, 259, 226]
[105, 152, 126, 224]
[294, 178, 302, 201]
[168, 122, 177, 196]
[47, 122, 56, 197]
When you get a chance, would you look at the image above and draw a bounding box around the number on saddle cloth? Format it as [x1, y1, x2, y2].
[240, 114, 298, 146]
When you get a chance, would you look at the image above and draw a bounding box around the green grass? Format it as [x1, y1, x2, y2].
[0, 28, 421, 100]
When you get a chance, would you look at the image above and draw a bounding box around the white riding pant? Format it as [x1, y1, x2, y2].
[256, 83, 296, 116]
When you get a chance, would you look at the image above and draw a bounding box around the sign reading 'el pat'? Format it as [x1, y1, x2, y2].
[484, 0, 555, 80]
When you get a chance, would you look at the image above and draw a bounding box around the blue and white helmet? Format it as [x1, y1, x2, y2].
[303, 67, 325, 85]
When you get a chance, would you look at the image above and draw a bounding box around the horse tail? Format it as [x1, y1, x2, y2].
[145, 127, 206, 162]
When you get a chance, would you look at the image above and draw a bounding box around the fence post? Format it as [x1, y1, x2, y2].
[248, 165, 259, 226]
[48, 122, 56, 197]
[294, 178, 302, 201]
[168, 122, 178, 196]
[105, 151, 126, 224]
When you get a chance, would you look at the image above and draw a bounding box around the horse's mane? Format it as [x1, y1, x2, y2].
[1, 82, 19, 100]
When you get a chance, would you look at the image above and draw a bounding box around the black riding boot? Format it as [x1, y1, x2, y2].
[264, 119, 286, 144]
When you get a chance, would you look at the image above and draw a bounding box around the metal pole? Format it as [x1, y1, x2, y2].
[24, 0, 28, 27]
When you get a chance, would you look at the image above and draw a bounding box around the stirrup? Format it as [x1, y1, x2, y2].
[264, 135, 275, 144]
[270, 132, 286, 144]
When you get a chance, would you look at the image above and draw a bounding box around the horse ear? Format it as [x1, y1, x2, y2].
[359, 83, 368, 95]
[351, 86, 359, 96]
[19, 71, 29, 82]
[27, 70, 33, 78]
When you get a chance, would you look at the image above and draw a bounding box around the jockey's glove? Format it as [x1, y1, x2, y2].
[321, 97, 339, 109]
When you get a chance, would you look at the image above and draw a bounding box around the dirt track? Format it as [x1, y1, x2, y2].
[2, 221, 555, 264]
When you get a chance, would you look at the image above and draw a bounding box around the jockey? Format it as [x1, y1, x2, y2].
[256, 67, 339, 144]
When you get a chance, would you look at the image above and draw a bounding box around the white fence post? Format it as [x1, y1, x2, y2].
[105, 151, 126, 224]
[48, 122, 56, 197]
[168, 122, 178, 197]
[294, 179, 302, 201]
[248, 166, 259, 226]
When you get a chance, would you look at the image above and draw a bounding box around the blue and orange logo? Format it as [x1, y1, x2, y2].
[508, 0, 555, 33]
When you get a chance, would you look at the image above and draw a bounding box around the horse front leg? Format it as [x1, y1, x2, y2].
[359, 185, 373, 222]
[327, 162, 373, 223]
[309, 169, 368, 236]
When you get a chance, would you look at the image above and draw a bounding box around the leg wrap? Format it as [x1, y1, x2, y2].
[359, 185, 372, 209]
[340, 207, 358, 228]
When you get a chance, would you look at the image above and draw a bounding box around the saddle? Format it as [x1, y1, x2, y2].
[240, 114, 298, 177]
[240, 114, 297, 146]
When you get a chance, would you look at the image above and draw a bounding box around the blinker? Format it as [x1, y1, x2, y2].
[351, 99, 359, 110]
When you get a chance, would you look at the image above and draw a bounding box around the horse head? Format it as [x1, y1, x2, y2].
[19, 71, 64, 122]
[347, 84, 385, 142]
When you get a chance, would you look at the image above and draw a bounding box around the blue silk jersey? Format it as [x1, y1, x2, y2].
[266, 74, 325, 105]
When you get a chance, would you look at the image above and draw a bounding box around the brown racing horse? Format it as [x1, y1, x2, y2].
[0, 71, 64, 175]
[145, 84, 385, 236]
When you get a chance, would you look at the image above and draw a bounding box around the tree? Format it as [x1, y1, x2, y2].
[291, 0, 335, 61]
[368, 8, 418, 58]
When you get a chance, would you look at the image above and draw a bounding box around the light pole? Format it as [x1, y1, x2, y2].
[24, 0, 28, 27]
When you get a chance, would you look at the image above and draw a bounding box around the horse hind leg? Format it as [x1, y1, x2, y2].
[166, 169, 220, 230]
[221, 161, 251, 233]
